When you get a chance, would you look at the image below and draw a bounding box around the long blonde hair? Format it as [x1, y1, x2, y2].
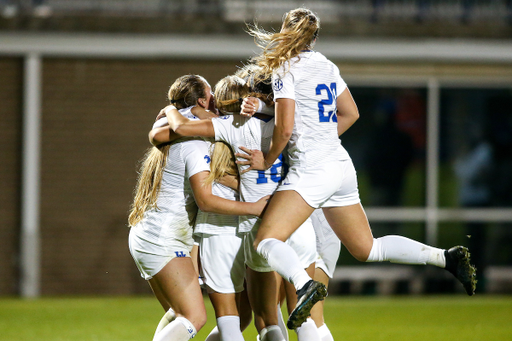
[128, 75, 209, 227]
[128, 145, 170, 226]
[215, 74, 273, 115]
[247, 8, 320, 79]
[204, 141, 239, 186]
[202, 74, 269, 186]
[235, 63, 274, 102]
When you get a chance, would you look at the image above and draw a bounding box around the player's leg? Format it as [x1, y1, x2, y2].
[254, 190, 316, 291]
[309, 208, 340, 341]
[283, 263, 320, 341]
[238, 281, 253, 332]
[208, 292, 244, 341]
[246, 268, 280, 330]
[152, 242, 201, 337]
[153, 307, 177, 337]
[323, 203, 476, 295]
[309, 268, 334, 341]
[200, 233, 246, 341]
[149, 257, 207, 341]
[275, 274, 289, 341]
[255, 190, 328, 330]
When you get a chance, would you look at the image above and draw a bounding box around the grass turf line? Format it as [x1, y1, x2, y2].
[0, 295, 511, 341]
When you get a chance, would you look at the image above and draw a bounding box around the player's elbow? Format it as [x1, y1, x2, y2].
[148, 130, 160, 146]
[279, 128, 293, 141]
[352, 108, 360, 122]
[195, 195, 215, 213]
[148, 129, 166, 146]
[173, 123, 188, 137]
[196, 201, 214, 213]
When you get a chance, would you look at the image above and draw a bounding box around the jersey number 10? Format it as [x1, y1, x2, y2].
[316, 83, 337, 123]
[256, 154, 287, 184]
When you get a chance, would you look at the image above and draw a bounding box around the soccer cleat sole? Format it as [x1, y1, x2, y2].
[448, 246, 477, 296]
[287, 282, 328, 330]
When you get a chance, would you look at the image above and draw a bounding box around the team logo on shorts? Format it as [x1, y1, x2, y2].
[175, 251, 186, 257]
[273, 77, 283, 91]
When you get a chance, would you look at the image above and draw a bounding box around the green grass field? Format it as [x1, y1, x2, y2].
[1, 295, 511, 341]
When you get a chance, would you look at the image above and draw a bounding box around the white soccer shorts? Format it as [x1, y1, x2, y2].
[197, 233, 246, 294]
[310, 209, 341, 278]
[244, 218, 317, 272]
[276, 159, 360, 209]
[128, 227, 193, 280]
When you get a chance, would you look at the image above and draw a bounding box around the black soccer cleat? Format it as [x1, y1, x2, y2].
[287, 280, 328, 330]
[444, 246, 477, 296]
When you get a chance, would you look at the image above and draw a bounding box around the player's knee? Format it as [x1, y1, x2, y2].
[349, 246, 371, 262]
[190, 311, 207, 331]
[347, 239, 374, 262]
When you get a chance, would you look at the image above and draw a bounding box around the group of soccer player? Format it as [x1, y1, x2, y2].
[128, 7, 477, 341]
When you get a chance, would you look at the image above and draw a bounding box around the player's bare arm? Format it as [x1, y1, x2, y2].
[236, 98, 293, 172]
[191, 171, 269, 217]
[335, 87, 359, 136]
[164, 105, 216, 138]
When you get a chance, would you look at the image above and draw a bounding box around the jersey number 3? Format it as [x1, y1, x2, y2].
[316, 83, 337, 123]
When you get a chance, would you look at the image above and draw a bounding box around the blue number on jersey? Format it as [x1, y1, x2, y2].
[256, 154, 288, 184]
[316, 83, 337, 122]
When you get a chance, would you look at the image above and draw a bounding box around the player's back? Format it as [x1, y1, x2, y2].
[274, 51, 350, 167]
[212, 114, 286, 233]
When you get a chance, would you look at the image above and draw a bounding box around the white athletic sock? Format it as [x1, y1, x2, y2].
[276, 305, 289, 341]
[295, 318, 321, 341]
[257, 238, 312, 291]
[205, 326, 220, 341]
[366, 236, 446, 268]
[317, 324, 334, 341]
[260, 325, 286, 341]
[153, 317, 197, 341]
[217, 316, 244, 341]
[154, 307, 176, 337]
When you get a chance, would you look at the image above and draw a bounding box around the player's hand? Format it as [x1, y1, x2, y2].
[240, 97, 259, 117]
[155, 108, 167, 121]
[253, 195, 271, 217]
[236, 146, 268, 173]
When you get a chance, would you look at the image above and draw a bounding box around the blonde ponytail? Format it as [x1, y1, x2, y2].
[128, 145, 170, 227]
[247, 8, 320, 78]
[204, 142, 239, 186]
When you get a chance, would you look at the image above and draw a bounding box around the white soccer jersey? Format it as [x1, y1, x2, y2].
[272, 51, 350, 167]
[212, 115, 285, 233]
[194, 181, 239, 235]
[132, 139, 211, 247]
[131, 107, 211, 250]
[152, 107, 199, 129]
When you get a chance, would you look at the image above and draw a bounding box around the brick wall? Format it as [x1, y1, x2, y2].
[1, 57, 241, 295]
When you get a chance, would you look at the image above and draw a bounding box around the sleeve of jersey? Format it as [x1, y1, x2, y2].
[183, 141, 211, 179]
[272, 68, 295, 100]
[152, 117, 168, 129]
[211, 115, 234, 144]
[336, 73, 348, 97]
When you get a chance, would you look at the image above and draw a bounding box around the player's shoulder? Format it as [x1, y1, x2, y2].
[311, 51, 337, 67]
[179, 106, 200, 120]
[179, 139, 209, 155]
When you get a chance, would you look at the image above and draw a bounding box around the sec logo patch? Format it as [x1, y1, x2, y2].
[273, 78, 283, 91]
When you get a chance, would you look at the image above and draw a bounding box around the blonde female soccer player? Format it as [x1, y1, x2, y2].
[160, 74, 319, 341]
[237, 63, 338, 341]
[128, 74, 268, 341]
[237, 7, 477, 330]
